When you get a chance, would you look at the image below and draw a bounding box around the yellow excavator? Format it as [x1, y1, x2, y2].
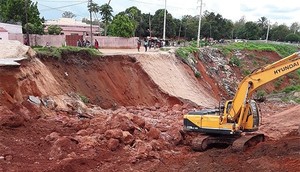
[184, 51, 300, 151]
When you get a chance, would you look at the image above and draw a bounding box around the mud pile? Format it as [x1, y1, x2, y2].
[0, 41, 299, 171]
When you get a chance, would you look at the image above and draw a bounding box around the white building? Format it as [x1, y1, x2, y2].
[0, 27, 8, 40]
[0, 23, 23, 40]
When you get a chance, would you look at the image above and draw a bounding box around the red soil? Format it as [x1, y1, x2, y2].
[0, 47, 299, 172]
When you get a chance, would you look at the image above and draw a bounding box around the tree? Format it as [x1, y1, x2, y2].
[100, 3, 113, 36]
[270, 24, 290, 41]
[285, 33, 300, 42]
[62, 11, 76, 18]
[202, 11, 233, 40]
[233, 16, 246, 39]
[290, 22, 300, 34]
[0, 0, 44, 34]
[108, 14, 135, 37]
[47, 25, 62, 35]
[181, 15, 198, 40]
[257, 16, 268, 39]
[151, 9, 176, 38]
[124, 6, 142, 37]
[240, 21, 260, 40]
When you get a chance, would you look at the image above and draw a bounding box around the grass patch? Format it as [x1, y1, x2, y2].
[175, 45, 199, 60]
[282, 85, 300, 93]
[216, 42, 298, 57]
[34, 46, 101, 59]
[229, 55, 241, 67]
[79, 94, 89, 104]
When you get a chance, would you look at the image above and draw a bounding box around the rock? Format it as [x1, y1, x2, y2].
[172, 104, 182, 111]
[147, 127, 161, 140]
[0, 107, 25, 128]
[105, 129, 123, 139]
[118, 115, 135, 132]
[107, 138, 119, 151]
[74, 135, 99, 150]
[4, 155, 12, 161]
[76, 128, 94, 136]
[45, 132, 60, 142]
[150, 140, 164, 151]
[49, 136, 78, 160]
[132, 115, 145, 128]
[105, 114, 135, 132]
[28, 95, 41, 105]
[41, 96, 57, 109]
[122, 131, 134, 145]
[133, 140, 152, 157]
[293, 92, 300, 98]
[167, 129, 183, 145]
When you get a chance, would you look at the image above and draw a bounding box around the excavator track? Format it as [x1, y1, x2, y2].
[231, 133, 265, 152]
[191, 134, 237, 151]
[191, 133, 265, 152]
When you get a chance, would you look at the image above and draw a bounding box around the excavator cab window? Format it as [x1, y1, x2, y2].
[225, 101, 232, 114]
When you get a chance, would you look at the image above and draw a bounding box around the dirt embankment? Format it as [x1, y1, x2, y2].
[0, 42, 299, 172]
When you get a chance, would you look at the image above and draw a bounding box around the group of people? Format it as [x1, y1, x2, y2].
[137, 38, 163, 52]
[77, 39, 99, 49]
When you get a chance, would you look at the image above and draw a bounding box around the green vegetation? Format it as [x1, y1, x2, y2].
[217, 42, 298, 57]
[47, 25, 62, 35]
[242, 69, 251, 76]
[108, 13, 136, 37]
[229, 55, 241, 67]
[274, 77, 284, 89]
[0, 0, 44, 34]
[79, 94, 89, 104]
[282, 85, 300, 94]
[34, 46, 101, 59]
[252, 60, 258, 67]
[195, 71, 201, 78]
[285, 33, 300, 43]
[175, 44, 198, 60]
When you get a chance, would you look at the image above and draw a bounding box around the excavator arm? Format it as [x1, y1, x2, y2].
[225, 51, 300, 129]
[184, 51, 300, 135]
[184, 51, 300, 151]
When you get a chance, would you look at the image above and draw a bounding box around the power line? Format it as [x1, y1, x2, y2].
[127, 0, 196, 11]
[37, 0, 87, 2]
[38, 1, 88, 12]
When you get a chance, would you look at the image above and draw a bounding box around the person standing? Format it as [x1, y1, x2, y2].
[144, 38, 148, 52]
[137, 39, 141, 52]
[94, 39, 99, 49]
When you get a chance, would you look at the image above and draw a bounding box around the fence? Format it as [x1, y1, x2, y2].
[8, 33, 138, 49]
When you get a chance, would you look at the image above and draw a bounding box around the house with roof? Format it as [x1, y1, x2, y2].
[0, 22, 23, 40]
[0, 27, 8, 40]
[44, 18, 101, 36]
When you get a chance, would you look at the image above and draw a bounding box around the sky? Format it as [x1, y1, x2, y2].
[33, 0, 300, 26]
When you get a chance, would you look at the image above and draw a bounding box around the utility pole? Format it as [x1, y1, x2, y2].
[163, 0, 167, 41]
[149, 13, 151, 37]
[197, 0, 203, 47]
[25, 0, 30, 46]
[89, 0, 93, 45]
[178, 18, 182, 38]
[265, 20, 270, 43]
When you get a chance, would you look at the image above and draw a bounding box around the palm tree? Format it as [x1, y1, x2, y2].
[100, 3, 113, 36]
[88, 2, 100, 14]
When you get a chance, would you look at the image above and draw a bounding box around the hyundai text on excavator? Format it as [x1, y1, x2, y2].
[183, 51, 300, 151]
